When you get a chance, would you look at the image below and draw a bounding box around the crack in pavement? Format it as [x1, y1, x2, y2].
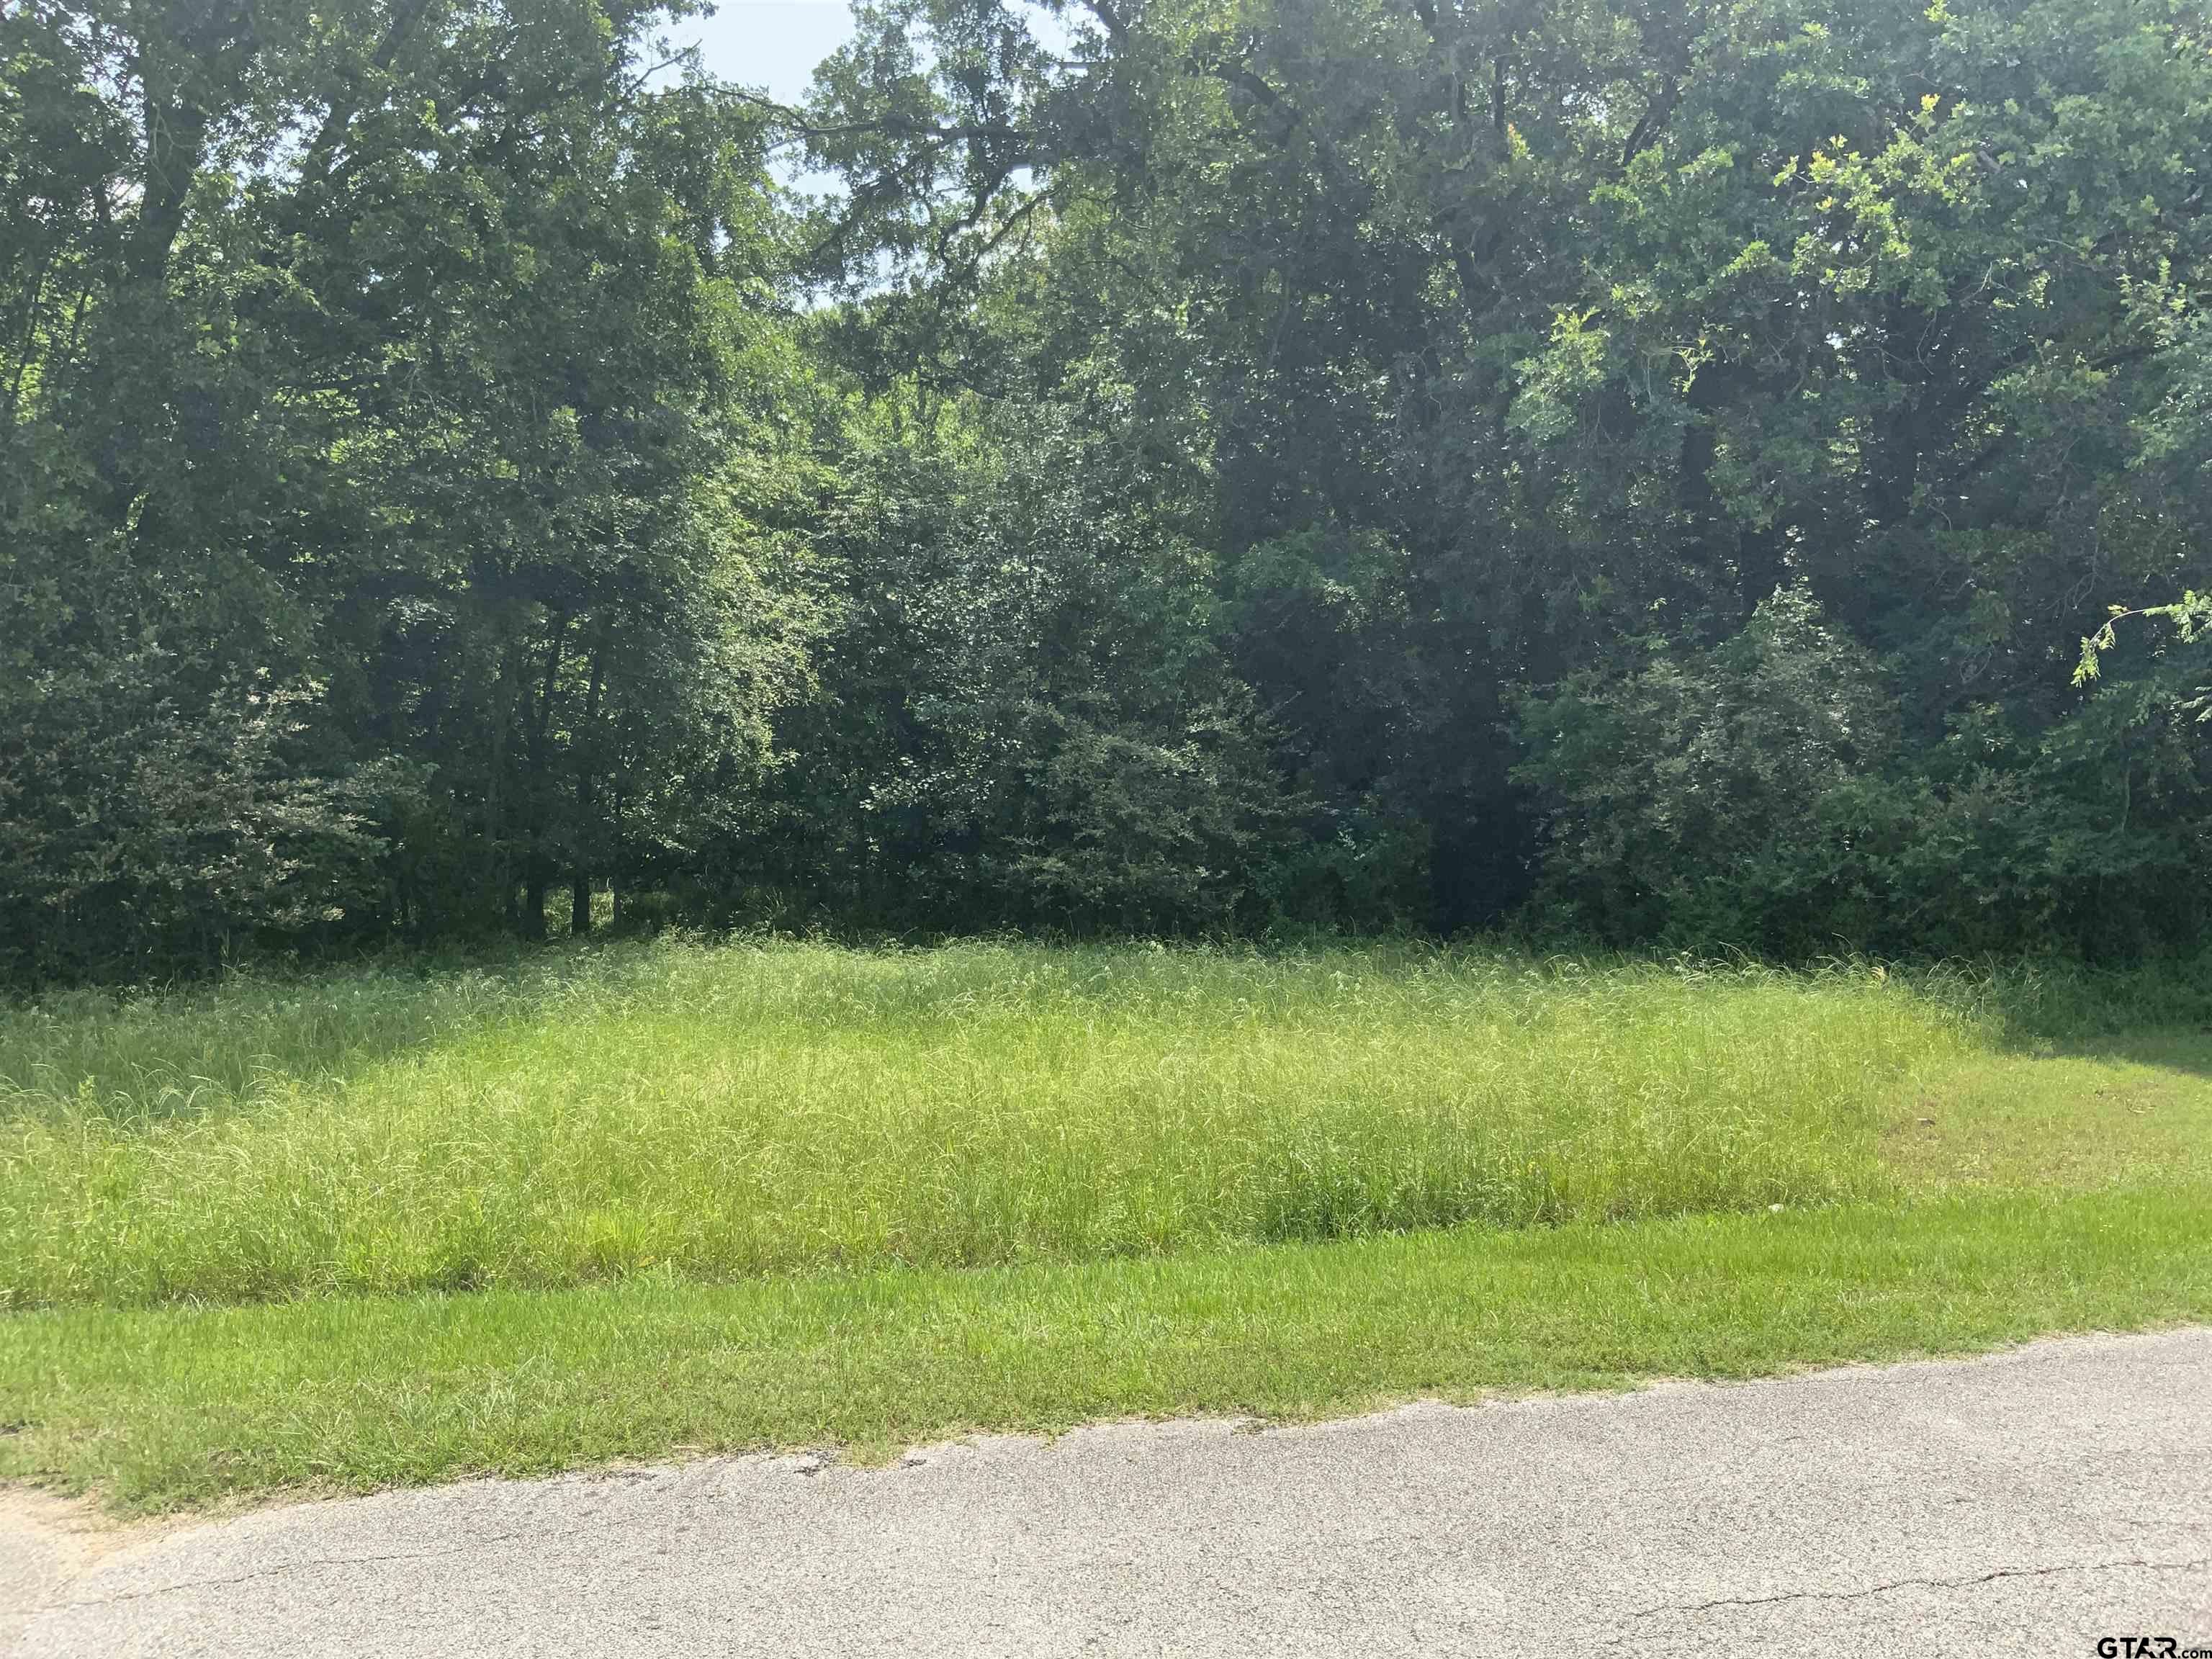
[2, 1458, 844, 1627]
[1620, 1555, 2211, 1625]
[3, 1463, 834, 1622]
[4, 1530, 534, 1618]
[35, 1550, 2210, 1629]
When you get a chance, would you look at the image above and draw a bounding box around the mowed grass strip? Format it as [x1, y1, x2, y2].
[3, 1185, 2208, 1514]
[0, 941, 1982, 1308]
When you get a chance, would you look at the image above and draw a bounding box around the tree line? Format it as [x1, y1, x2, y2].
[4, 0, 2208, 984]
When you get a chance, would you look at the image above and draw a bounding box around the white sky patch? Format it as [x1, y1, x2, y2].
[685, 0, 858, 104]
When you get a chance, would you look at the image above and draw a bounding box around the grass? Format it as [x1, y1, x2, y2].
[1, 940, 1982, 1306]
[2, 938, 2209, 1512]
[4, 1189, 2208, 1514]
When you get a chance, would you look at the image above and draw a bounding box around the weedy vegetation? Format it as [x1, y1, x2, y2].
[0, 940, 2028, 1305]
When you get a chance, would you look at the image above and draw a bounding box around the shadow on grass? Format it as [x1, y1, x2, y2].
[0, 938, 683, 1122]
[2048, 1028, 2212, 1079]
[1909, 956, 2212, 1068]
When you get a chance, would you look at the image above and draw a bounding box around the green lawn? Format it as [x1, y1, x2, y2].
[3, 940, 2209, 1512]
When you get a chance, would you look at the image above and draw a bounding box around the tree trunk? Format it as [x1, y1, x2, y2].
[516, 612, 568, 943]
[570, 633, 608, 938]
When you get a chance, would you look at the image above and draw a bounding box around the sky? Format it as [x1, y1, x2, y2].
[685, 1, 859, 104]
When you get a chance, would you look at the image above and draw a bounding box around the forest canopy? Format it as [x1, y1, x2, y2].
[4, 0, 2208, 981]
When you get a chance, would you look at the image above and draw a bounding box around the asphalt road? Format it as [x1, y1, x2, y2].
[7, 1329, 2210, 1658]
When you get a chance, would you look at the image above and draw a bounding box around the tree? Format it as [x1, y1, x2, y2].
[785, 0, 2212, 949]
[9, 0, 2211, 975]
[1, 0, 811, 979]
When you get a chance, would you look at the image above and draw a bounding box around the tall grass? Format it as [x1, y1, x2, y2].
[0, 940, 1987, 1308]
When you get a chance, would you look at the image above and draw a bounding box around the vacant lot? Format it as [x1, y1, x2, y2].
[3, 940, 2209, 1509]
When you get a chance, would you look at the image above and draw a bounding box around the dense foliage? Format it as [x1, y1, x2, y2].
[4, 0, 2208, 981]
